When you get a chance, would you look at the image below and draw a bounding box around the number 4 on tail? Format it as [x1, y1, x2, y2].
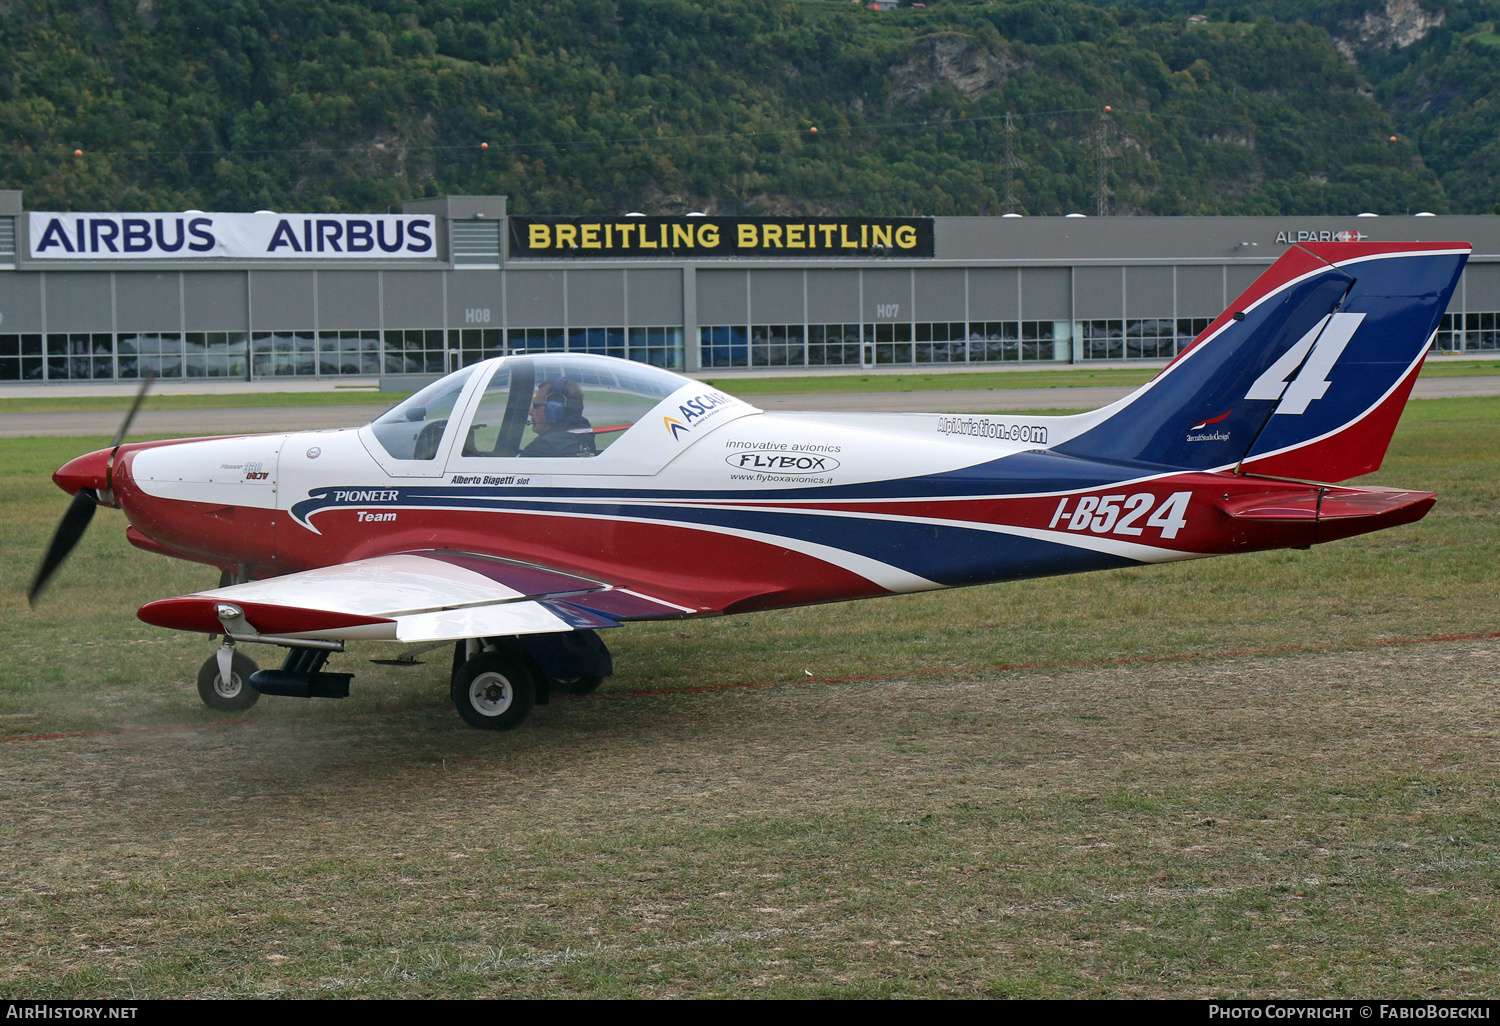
[1245, 312, 1365, 415]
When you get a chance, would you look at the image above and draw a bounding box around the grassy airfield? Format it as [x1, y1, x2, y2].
[1, 354, 1497, 413]
[0, 394, 1495, 997]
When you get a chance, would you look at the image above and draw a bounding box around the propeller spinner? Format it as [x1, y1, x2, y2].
[28, 374, 153, 606]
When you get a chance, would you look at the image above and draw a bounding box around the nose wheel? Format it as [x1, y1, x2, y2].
[451, 652, 536, 730]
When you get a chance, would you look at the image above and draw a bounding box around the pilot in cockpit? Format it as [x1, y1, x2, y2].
[522, 376, 597, 457]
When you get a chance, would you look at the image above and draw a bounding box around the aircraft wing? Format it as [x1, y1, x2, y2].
[136, 551, 696, 644]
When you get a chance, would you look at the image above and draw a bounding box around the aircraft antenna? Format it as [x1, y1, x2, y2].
[1291, 242, 1358, 283]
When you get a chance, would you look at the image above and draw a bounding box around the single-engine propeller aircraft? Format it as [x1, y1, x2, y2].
[31, 241, 1468, 730]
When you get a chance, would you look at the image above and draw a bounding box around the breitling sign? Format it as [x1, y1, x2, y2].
[510, 215, 934, 259]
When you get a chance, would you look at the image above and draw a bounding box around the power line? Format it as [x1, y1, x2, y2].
[27, 101, 1399, 166]
[21, 105, 1112, 163]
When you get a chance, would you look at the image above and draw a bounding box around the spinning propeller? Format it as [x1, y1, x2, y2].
[28, 374, 154, 606]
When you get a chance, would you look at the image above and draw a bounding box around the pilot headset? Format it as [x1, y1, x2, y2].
[544, 376, 577, 425]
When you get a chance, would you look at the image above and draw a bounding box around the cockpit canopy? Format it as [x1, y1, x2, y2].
[370, 354, 690, 462]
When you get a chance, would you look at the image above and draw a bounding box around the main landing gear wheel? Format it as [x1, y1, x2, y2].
[197, 651, 261, 712]
[452, 652, 536, 731]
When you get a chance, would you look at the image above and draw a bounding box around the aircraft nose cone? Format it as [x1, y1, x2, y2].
[53, 448, 112, 495]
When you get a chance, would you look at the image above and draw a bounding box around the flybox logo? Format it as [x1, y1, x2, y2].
[725, 451, 842, 474]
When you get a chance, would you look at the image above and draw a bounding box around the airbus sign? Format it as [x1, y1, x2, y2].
[28, 212, 438, 260]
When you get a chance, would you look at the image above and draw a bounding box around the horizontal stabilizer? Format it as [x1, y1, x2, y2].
[1216, 485, 1434, 523]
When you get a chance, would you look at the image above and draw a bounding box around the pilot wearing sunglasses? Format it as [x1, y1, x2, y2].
[522, 376, 597, 457]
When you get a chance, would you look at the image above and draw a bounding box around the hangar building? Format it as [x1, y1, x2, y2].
[0, 189, 1494, 387]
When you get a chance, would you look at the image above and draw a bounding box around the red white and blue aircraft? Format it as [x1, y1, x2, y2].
[31, 241, 1468, 729]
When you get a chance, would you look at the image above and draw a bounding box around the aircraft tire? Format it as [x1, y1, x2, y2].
[197, 651, 262, 712]
[554, 677, 604, 696]
[452, 652, 536, 731]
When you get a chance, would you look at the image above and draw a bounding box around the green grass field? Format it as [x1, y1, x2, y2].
[0, 390, 405, 415]
[0, 396, 1495, 997]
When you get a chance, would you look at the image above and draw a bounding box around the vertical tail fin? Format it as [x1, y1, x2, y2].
[1054, 242, 1469, 481]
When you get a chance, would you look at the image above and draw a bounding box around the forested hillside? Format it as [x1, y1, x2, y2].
[0, 0, 1489, 216]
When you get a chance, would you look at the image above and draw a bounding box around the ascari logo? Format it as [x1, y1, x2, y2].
[726, 450, 842, 474]
[664, 391, 735, 439]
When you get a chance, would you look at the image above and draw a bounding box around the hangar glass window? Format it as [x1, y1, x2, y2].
[1176, 318, 1213, 355]
[49, 333, 119, 379]
[1433, 314, 1459, 352]
[700, 325, 749, 367]
[1463, 312, 1499, 350]
[454, 328, 507, 367]
[864, 322, 913, 364]
[915, 322, 969, 362]
[964, 322, 1060, 362]
[458, 327, 683, 370]
[318, 330, 380, 375]
[0, 334, 42, 381]
[370, 364, 479, 460]
[185, 332, 248, 378]
[118, 332, 181, 379]
[506, 327, 566, 353]
[383, 329, 446, 375]
[252, 331, 316, 377]
[1078, 318, 1182, 360]
[806, 325, 861, 365]
[1425, 312, 1500, 352]
[569, 327, 626, 360]
[627, 327, 684, 369]
[702, 325, 806, 368]
[456, 355, 681, 459]
[1428, 312, 1500, 352]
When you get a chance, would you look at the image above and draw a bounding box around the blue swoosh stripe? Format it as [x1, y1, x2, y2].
[295, 489, 1139, 586]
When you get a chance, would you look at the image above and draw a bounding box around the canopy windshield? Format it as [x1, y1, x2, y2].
[459, 355, 683, 459]
[369, 364, 478, 461]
